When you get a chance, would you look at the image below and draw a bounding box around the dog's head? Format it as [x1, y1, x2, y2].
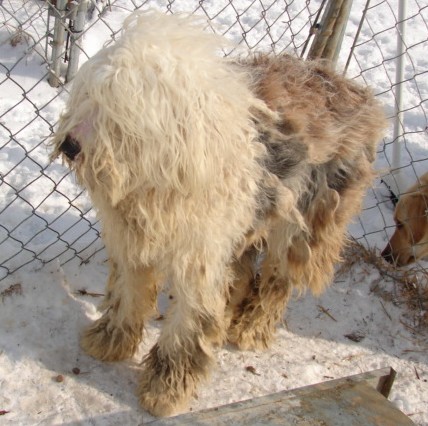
[49, 51, 125, 205]
[50, 11, 267, 208]
[382, 175, 428, 266]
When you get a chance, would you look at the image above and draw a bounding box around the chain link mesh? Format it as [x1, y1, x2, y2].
[344, 1, 428, 257]
[1, 0, 427, 282]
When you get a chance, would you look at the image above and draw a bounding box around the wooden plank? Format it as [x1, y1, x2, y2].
[148, 368, 414, 425]
[308, 0, 353, 64]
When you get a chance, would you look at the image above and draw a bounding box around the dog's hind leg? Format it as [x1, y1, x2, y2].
[224, 247, 259, 331]
[81, 261, 159, 361]
[138, 257, 229, 416]
[227, 250, 292, 350]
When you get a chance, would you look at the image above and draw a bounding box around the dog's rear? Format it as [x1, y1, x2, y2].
[382, 172, 428, 265]
[227, 55, 386, 349]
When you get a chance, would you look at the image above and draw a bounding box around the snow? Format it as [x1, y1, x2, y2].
[0, 1, 427, 425]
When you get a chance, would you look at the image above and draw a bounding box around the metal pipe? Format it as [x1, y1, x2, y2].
[66, 0, 88, 83]
[391, 0, 408, 194]
[48, 0, 68, 87]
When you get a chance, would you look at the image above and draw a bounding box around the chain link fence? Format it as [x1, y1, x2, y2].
[1, 0, 427, 285]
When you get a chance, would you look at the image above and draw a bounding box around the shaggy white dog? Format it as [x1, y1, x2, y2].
[51, 10, 386, 416]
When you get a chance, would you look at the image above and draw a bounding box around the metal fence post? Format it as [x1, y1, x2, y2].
[391, 0, 408, 194]
[48, 0, 68, 87]
[307, 0, 353, 66]
[379, 0, 408, 200]
[66, 0, 89, 83]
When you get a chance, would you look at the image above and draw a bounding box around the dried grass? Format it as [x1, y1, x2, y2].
[337, 238, 428, 332]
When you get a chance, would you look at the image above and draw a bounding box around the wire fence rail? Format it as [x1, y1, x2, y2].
[0, 0, 427, 288]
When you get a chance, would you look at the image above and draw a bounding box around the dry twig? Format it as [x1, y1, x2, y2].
[379, 300, 392, 321]
[317, 305, 337, 322]
[414, 367, 420, 380]
[245, 366, 261, 376]
[75, 288, 104, 298]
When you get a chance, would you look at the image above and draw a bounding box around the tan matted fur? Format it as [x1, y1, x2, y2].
[51, 10, 386, 417]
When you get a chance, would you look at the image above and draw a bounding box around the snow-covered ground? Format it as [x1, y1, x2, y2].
[1, 252, 427, 425]
[0, 1, 427, 425]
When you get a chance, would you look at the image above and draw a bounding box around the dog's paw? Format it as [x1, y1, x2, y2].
[138, 364, 192, 416]
[138, 342, 211, 416]
[139, 382, 187, 417]
[80, 316, 142, 361]
[227, 319, 274, 351]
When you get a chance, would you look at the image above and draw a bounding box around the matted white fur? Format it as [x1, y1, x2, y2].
[51, 10, 386, 417]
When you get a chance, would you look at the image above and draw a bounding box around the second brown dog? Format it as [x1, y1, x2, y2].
[382, 172, 428, 265]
